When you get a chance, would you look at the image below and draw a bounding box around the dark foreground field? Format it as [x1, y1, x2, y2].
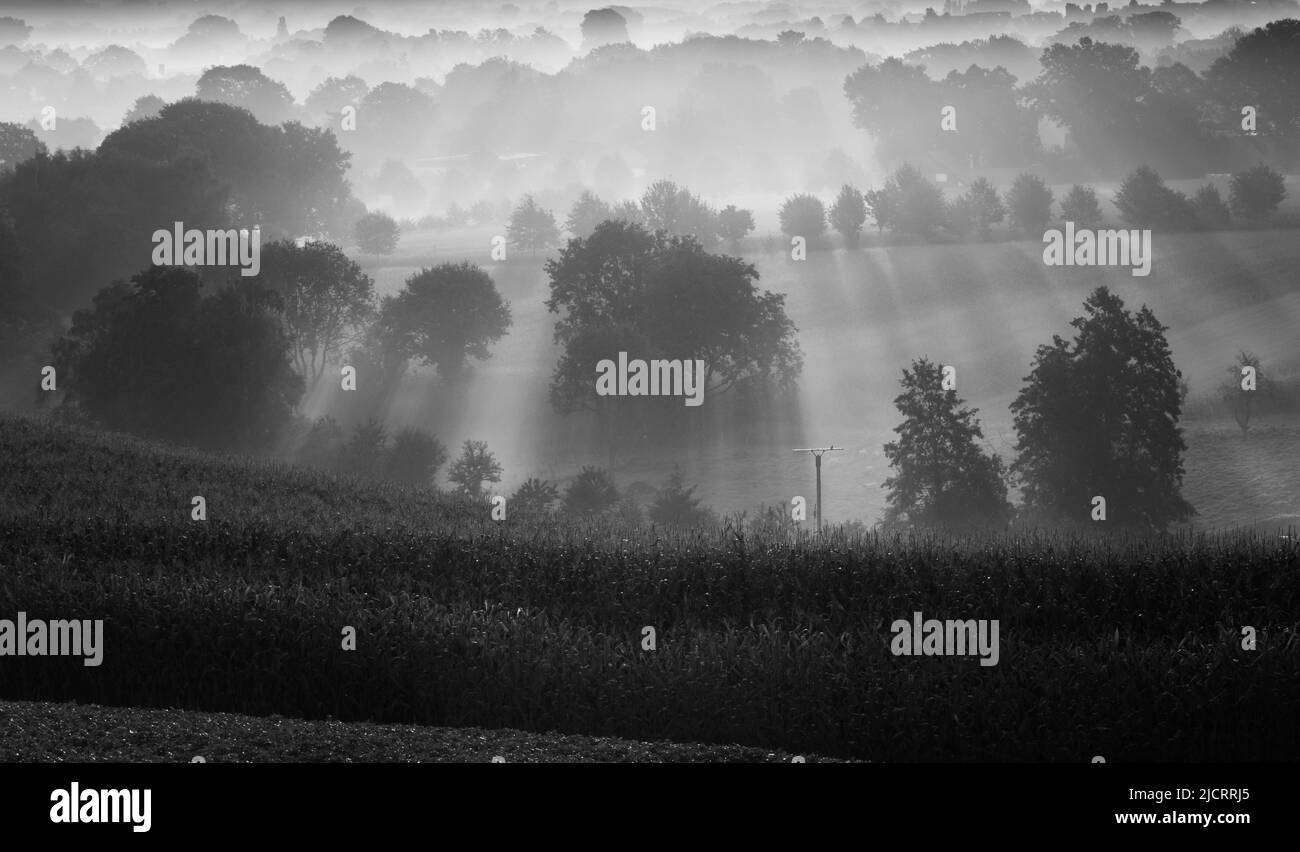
[0, 699, 816, 762]
[2, 416, 1298, 761]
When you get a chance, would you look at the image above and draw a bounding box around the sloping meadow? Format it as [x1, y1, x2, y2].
[2, 417, 1298, 760]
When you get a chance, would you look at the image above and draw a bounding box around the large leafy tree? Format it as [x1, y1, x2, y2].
[257, 240, 375, 388]
[1010, 286, 1194, 530]
[196, 64, 297, 125]
[1206, 19, 1300, 137]
[883, 357, 1010, 527]
[51, 266, 302, 450]
[101, 99, 354, 239]
[376, 261, 511, 379]
[545, 220, 802, 471]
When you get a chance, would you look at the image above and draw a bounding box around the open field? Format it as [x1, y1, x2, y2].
[3, 416, 1298, 761]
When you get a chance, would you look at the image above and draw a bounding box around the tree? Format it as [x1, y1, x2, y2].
[1059, 184, 1103, 227]
[50, 267, 302, 451]
[1192, 184, 1231, 229]
[953, 177, 1004, 238]
[83, 45, 147, 79]
[355, 211, 401, 254]
[507, 194, 560, 255]
[565, 190, 613, 238]
[883, 357, 1010, 527]
[877, 164, 945, 237]
[375, 262, 511, 379]
[639, 180, 719, 246]
[545, 220, 801, 471]
[1114, 165, 1196, 230]
[778, 193, 827, 240]
[1025, 37, 1151, 169]
[716, 204, 755, 249]
[196, 64, 297, 125]
[353, 82, 436, 161]
[864, 187, 895, 235]
[563, 466, 620, 515]
[610, 199, 645, 227]
[844, 58, 942, 168]
[1220, 350, 1274, 437]
[304, 75, 370, 125]
[1005, 173, 1053, 235]
[1206, 19, 1300, 137]
[510, 477, 561, 516]
[828, 184, 867, 245]
[384, 428, 448, 487]
[447, 439, 503, 497]
[580, 8, 629, 49]
[648, 468, 714, 527]
[122, 95, 166, 126]
[101, 99, 355, 240]
[1010, 286, 1194, 530]
[0, 122, 44, 171]
[257, 240, 375, 388]
[1229, 164, 1286, 222]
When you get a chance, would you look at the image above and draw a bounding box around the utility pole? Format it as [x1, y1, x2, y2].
[792, 445, 842, 532]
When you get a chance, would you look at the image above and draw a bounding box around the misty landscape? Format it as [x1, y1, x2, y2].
[1, 0, 1298, 766]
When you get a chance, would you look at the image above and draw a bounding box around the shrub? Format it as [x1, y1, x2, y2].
[1229, 163, 1286, 222]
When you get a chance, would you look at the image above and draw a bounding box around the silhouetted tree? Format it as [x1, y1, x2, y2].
[510, 477, 561, 516]
[448, 439, 503, 497]
[1114, 165, 1196, 230]
[563, 465, 619, 515]
[883, 357, 1010, 527]
[649, 468, 714, 527]
[1011, 286, 1194, 530]
[384, 427, 448, 487]
[1220, 350, 1274, 438]
[258, 240, 375, 388]
[1229, 163, 1286, 222]
[51, 267, 302, 451]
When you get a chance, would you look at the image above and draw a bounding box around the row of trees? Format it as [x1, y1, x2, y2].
[882, 286, 1193, 531]
[845, 23, 1300, 175]
[504, 180, 760, 256]
[776, 162, 1288, 244]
